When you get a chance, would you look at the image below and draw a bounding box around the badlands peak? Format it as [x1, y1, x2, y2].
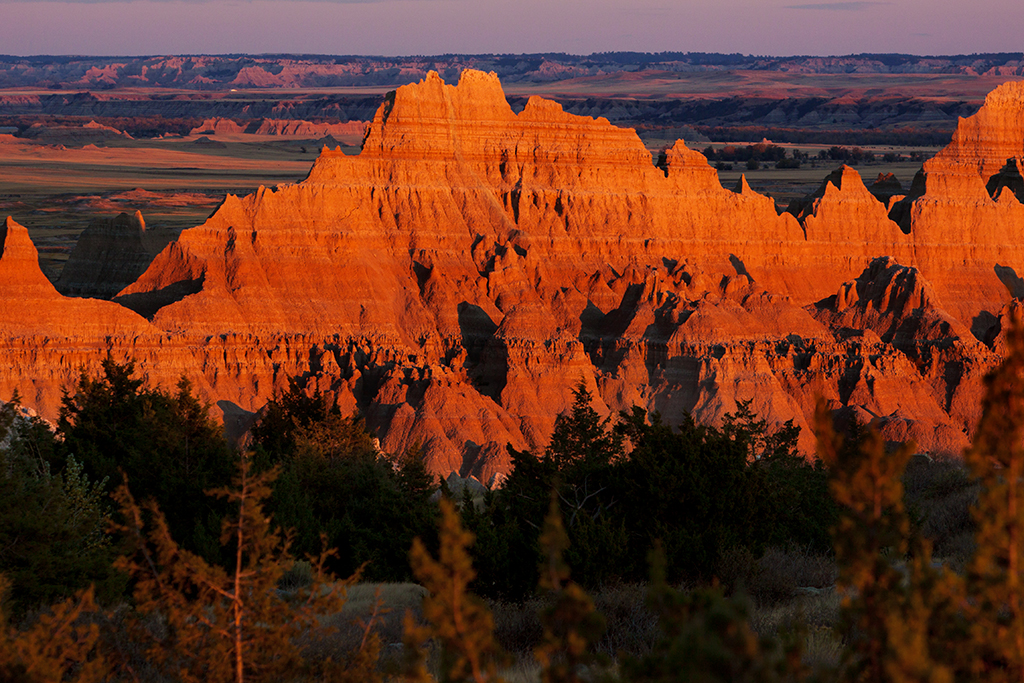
[311, 68, 655, 189]
[0, 217, 152, 340]
[1, 217, 59, 294]
[927, 79, 1024, 184]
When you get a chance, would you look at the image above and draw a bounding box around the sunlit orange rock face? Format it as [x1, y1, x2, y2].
[893, 81, 1024, 331]
[4, 71, 1024, 480]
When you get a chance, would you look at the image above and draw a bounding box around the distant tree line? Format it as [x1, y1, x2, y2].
[697, 140, 928, 172]
[701, 141, 806, 170]
[702, 142, 788, 163]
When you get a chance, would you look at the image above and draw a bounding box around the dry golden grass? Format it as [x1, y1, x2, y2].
[490, 583, 657, 663]
[749, 590, 841, 635]
[499, 658, 542, 683]
[342, 582, 428, 614]
[717, 545, 837, 606]
[100, 576, 845, 681]
[490, 577, 843, 681]
[284, 581, 427, 679]
[749, 593, 844, 672]
[325, 582, 428, 649]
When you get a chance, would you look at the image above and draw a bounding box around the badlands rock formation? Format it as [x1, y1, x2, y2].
[56, 211, 156, 299]
[4, 71, 1024, 479]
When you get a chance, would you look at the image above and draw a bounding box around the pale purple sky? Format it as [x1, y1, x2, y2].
[0, 0, 1020, 57]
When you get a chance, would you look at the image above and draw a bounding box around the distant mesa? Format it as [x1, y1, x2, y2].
[315, 135, 341, 149]
[869, 172, 904, 202]
[190, 118, 245, 136]
[82, 120, 133, 139]
[2, 70, 1024, 479]
[192, 136, 226, 148]
[189, 117, 367, 139]
[19, 120, 133, 147]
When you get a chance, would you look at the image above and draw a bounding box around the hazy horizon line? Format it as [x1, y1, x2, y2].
[2, 49, 1022, 60]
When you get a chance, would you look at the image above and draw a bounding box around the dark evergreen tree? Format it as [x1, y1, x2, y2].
[250, 381, 372, 466]
[724, 401, 836, 552]
[474, 383, 629, 598]
[472, 388, 828, 595]
[58, 358, 235, 563]
[251, 381, 436, 581]
[545, 383, 623, 472]
[617, 410, 774, 582]
[0, 396, 120, 616]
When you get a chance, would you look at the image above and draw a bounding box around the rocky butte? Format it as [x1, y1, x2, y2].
[3, 71, 1024, 482]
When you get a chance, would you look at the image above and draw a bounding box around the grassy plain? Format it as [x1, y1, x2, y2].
[0, 132, 361, 277]
[638, 135, 939, 207]
[714, 152, 934, 208]
[501, 70, 1023, 101]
